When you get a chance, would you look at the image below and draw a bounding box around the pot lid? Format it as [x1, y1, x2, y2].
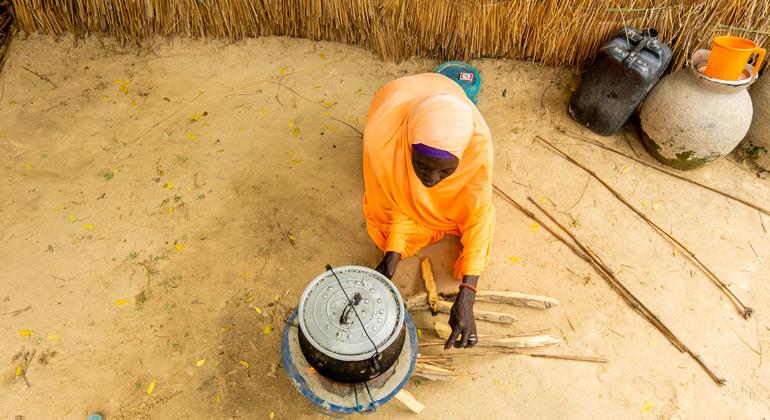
[298, 266, 405, 362]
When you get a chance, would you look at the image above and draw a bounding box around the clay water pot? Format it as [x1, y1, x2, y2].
[640, 49, 756, 170]
[741, 73, 770, 170]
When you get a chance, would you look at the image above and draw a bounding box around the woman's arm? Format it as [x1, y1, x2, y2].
[375, 251, 401, 279]
[446, 202, 494, 349]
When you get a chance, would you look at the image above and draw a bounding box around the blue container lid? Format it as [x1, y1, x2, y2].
[434, 61, 481, 104]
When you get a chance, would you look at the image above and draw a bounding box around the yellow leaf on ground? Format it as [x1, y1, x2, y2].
[279, 66, 288, 75]
[641, 200, 649, 208]
[292, 127, 300, 137]
[216, 394, 221, 403]
[319, 53, 325, 60]
[186, 133, 198, 141]
[118, 84, 129, 95]
[23, 163, 32, 170]
[323, 100, 334, 108]
[190, 114, 203, 121]
[270, 412, 275, 419]
[652, 203, 660, 211]
[245, 295, 254, 303]
[167, 207, 174, 215]
[273, 294, 280, 302]
[15, 365, 23, 376]
[528, 223, 540, 232]
[259, 107, 268, 116]
[147, 378, 156, 395]
[84, 224, 94, 230]
[508, 257, 522, 263]
[196, 358, 207, 367]
[290, 159, 301, 164]
[239, 360, 250, 368]
[130, 99, 137, 107]
[19, 329, 33, 336]
[622, 165, 631, 174]
[175, 244, 186, 251]
[68, 215, 76, 223]
[288, 234, 296, 242]
[263, 324, 272, 334]
[254, 307, 262, 315]
[537, 197, 546, 203]
[641, 401, 652, 413]
[100, 95, 109, 101]
[416, 329, 422, 338]
[165, 183, 174, 190]
[115, 298, 129, 305]
[202, 123, 210, 127]
[48, 334, 60, 340]
[672, 248, 679, 256]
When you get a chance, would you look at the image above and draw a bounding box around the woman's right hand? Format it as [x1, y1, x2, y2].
[375, 251, 402, 279]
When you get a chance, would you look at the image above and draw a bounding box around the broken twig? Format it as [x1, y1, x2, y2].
[22, 66, 57, 89]
[420, 258, 441, 315]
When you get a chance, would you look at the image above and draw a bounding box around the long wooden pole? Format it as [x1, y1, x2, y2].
[535, 136, 753, 319]
[556, 127, 770, 217]
[491, 185, 726, 385]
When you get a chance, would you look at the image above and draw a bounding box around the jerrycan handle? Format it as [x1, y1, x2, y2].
[622, 28, 661, 65]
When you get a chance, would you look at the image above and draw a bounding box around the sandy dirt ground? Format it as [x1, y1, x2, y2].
[1, 34, 769, 420]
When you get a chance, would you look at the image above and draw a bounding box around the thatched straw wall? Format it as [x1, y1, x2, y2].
[0, 1, 13, 70]
[9, 1, 770, 70]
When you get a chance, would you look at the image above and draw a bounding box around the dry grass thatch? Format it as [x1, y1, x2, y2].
[8, 0, 770, 69]
[0, 0, 13, 71]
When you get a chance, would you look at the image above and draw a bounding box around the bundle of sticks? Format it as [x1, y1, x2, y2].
[406, 258, 608, 384]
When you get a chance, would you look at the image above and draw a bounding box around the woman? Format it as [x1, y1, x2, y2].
[362, 72, 494, 349]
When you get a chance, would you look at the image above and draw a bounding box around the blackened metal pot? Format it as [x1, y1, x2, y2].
[297, 266, 406, 383]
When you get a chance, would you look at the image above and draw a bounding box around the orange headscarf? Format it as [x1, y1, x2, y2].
[362, 73, 495, 278]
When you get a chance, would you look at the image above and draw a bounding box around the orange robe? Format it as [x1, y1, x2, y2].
[362, 73, 495, 278]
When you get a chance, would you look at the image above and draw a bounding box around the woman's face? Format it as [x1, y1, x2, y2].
[411, 148, 459, 188]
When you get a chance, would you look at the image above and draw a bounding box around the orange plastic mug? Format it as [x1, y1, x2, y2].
[704, 36, 765, 81]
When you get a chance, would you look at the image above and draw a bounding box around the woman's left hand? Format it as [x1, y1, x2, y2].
[444, 275, 479, 349]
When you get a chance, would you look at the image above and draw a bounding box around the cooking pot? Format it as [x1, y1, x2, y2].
[297, 265, 406, 383]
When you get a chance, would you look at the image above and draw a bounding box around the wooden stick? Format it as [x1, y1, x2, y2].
[491, 186, 726, 384]
[329, 117, 363, 136]
[556, 127, 770, 217]
[394, 389, 425, 414]
[441, 290, 560, 309]
[420, 258, 441, 315]
[406, 293, 516, 324]
[21, 66, 57, 89]
[526, 353, 608, 363]
[535, 136, 753, 319]
[419, 349, 608, 364]
[433, 322, 561, 348]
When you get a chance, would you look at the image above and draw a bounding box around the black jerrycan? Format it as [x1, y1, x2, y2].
[569, 27, 672, 136]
